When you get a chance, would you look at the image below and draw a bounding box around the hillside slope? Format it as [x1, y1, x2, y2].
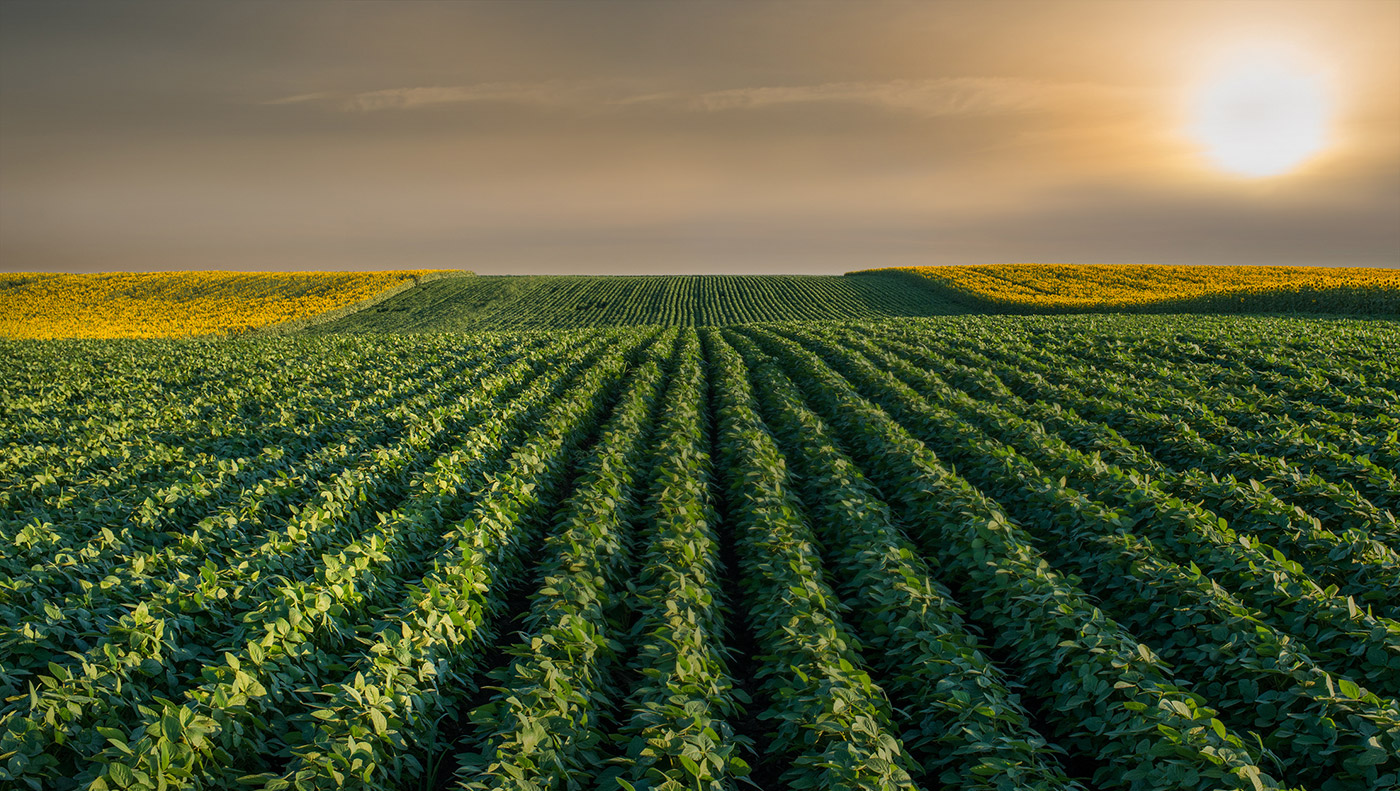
[860, 264, 1400, 315]
[6, 266, 1392, 341]
[307, 274, 963, 332]
[0, 270, 466, 339]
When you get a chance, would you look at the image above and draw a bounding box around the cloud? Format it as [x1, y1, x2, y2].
[670, 78, 1125, 117]
[267, 77, 1128, 117]
[266, 82, 574, 112]
[262, 91, 336, 106]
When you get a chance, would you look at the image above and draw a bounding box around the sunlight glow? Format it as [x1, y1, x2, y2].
[1188, 50, 1332, 177]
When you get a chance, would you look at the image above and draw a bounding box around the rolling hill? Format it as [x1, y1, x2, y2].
[864, 264, 1400, 315]
[309, 266, 1400, 333]
[2, 265, 1396, 340]
[303, 273, 964, 333]
[0, 270, 466, 339]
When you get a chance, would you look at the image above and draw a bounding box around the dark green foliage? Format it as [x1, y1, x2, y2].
[601, 332, 750, 791]
[0, 313, 1394, 791]
[770, 324, 1400, 789]
[705, 329, 922, 791]
[306, 274, 964, 332]
[728, 330, 1082, 791]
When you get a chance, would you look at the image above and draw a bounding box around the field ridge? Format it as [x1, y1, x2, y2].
[861, 263, 1400, 315]
[0, 270, 472, 339]
[4, 266, 1397, 339]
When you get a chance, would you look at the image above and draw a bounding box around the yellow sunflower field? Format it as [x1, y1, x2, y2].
[0, 271, 458, 339]
[874, 264, 1400, 313]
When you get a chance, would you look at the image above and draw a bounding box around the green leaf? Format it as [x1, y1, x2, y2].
[109, 763, 135, 789]
[678, 754, 702, 777]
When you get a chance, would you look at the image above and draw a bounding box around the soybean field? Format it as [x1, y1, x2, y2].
[1, 314, 1398, 791]
[7, 267, 1396, 341]
[306, 274, 964, 333]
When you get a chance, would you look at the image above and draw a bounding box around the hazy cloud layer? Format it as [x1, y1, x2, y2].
[269, 82, 583, 112]
[655, 78, 1130, 117]
[1, 0, 1396, 273]
[269, 77, 1131, 119]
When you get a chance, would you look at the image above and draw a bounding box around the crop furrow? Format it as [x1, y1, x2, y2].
[731, 331, 1083, 791]
[960, 334, 1398, 511]
[745, 326, 1295, 791]
[446, 332, 673, 791]
[0, 336, 533, 612]
[599, 331, 750, 791]
[860, 327, 1400, 618]
[775, 327, 1400, 699]
[780, 330, 1400, 788]
[941, 331, 1400, 550]
[76, 332, 657, 791]
[0, 335, 640, 790]
[706, 329, 927, 791]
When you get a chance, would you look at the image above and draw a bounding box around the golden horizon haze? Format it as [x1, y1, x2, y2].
[0, 0, 1396, 274]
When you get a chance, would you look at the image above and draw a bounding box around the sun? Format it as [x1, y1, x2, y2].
[1188, 49, 1332, 178]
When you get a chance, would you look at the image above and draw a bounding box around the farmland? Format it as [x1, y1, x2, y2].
[2, 313, 1396, 791]
[0, 271, 466, 340]
[4, 267, 1397, 341]
[306, 274, 963, 333]
[865, 264, 1400, 315]
[307, 268, 1400, 332]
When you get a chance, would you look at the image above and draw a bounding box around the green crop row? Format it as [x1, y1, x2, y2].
[0, 336, 558, 683]
[858, 327, 1400, 618]
[741, 327, 1294, 791]
[706, 330, 920, 790]
[306, 275, 960, 333]
[764, 326, 1399, 788]
[0, 314, 1393, 790]
[730, 330, 1082, 791]
[599, 331, 749, 791]
[450, 331, 673, 790]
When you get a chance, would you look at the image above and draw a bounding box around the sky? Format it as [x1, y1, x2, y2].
[1, 0, 1397, 275]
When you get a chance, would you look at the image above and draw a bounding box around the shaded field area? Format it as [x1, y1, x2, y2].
[860, 264, 1400, 315]
[306, 273, 965, 332]
[2, 314, 1397, 791]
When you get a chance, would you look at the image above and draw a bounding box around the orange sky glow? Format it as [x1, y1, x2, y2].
[1, 0, 1396, 273]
